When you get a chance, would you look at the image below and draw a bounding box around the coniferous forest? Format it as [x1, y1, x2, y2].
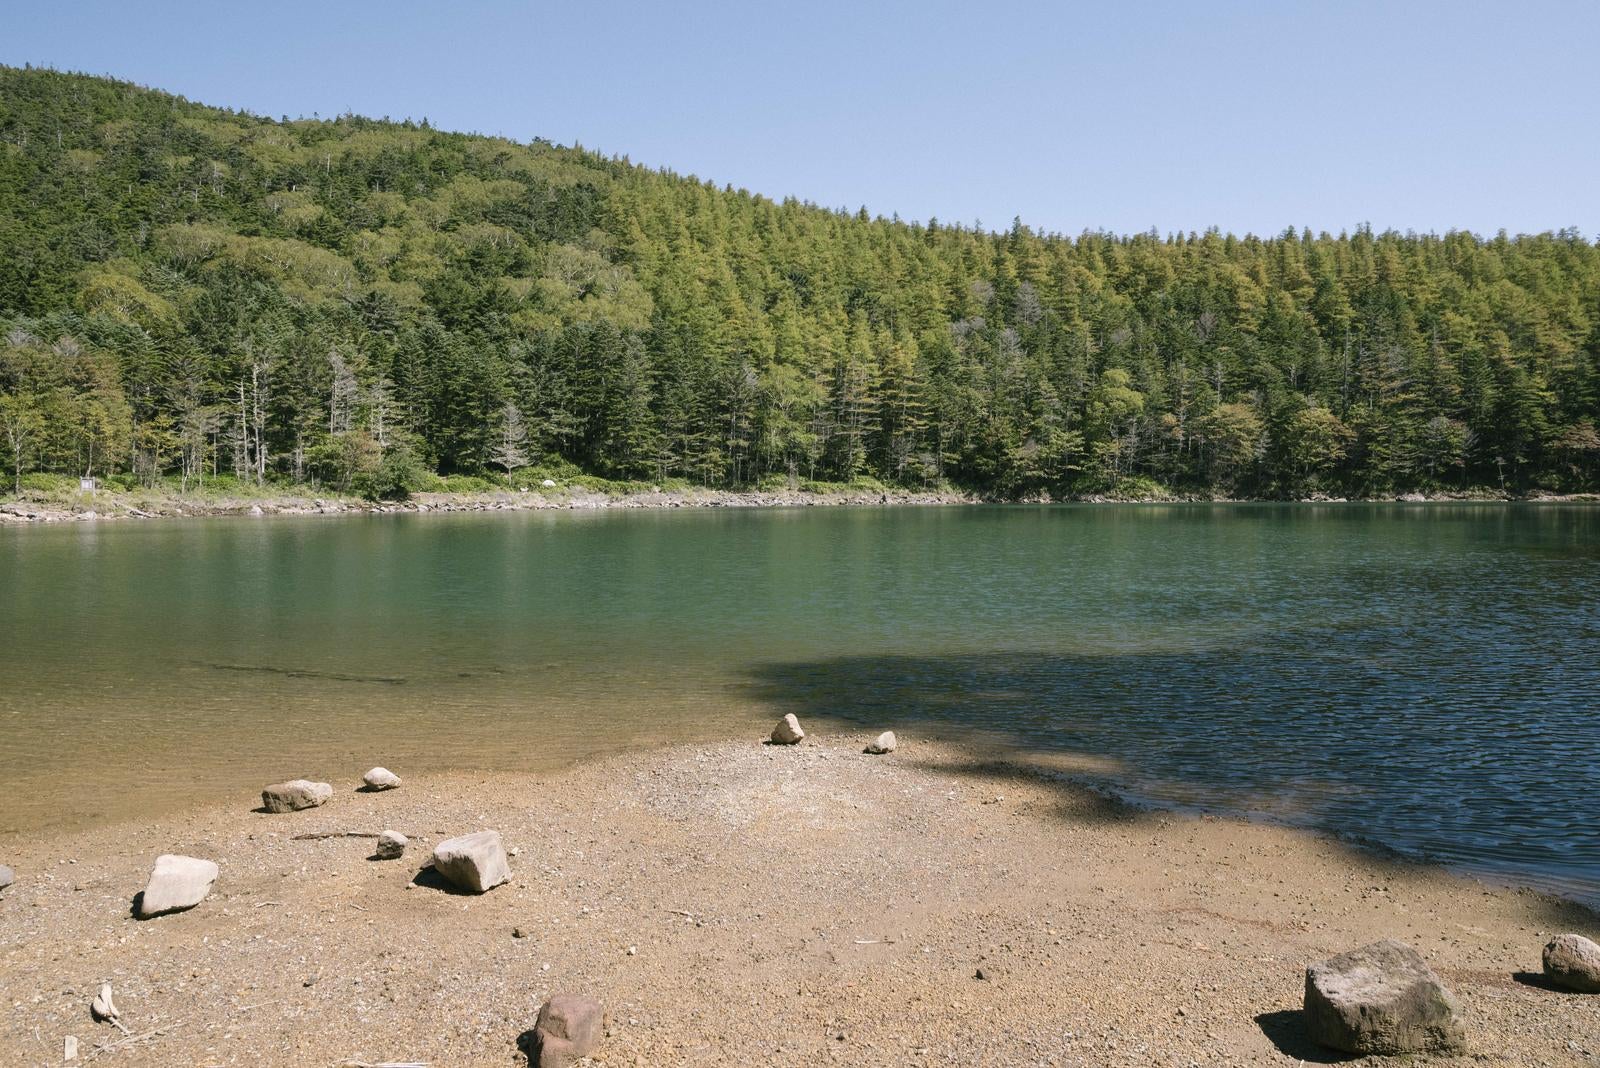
[3, 66, 1598, 501]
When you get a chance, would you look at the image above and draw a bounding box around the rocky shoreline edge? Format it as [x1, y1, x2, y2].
[3, 485, 1595, 525]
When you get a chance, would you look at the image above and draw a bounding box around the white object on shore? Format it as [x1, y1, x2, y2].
[261, 779, 333, 812]
[1543, 932, 1600, 993]
[362, 767, 401, 791]
[64, 1035, 77, 1061]
[0, 863, 13, 890]
[90, 982, 118, 1022]
[136, 854, 218, 918]
[432, 830, 510, 893]
[375, 830, 408, 860]
[770, 714, 805, 745]
[866, 731, 897, 754]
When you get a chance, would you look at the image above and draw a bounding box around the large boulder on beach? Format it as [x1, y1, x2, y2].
[866, 730, 897, 754]
[770, 714, 805, 745]
[533, 993, 604, 1068]
[0, 864, 13, 890]
[362, 767, 401, 791]
[1303, 939, 1465, 1054]
[135, 854, 218, 918]
[432, 830, 509, 893]
[261, 779, 333, 812]
[1543, 933, 1600, 993]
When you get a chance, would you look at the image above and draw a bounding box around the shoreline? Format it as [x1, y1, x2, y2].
[3, 484, 1596, 525]
[2, 732, 1596, 1065]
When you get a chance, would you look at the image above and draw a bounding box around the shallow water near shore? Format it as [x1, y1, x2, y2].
[2, 503, 1597, 903]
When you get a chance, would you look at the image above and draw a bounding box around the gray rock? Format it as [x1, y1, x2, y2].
[261, 779, 333, 812]
[0, 864, 12, 890]
[136, 854, 218, 918]
[770, 713, 805, 745]
[534, 993, 604, 1068]
[432, 830, 509, 893]
[374, 830, 407, 860]
[362, 767, 401, 791]
[1304, 939, 1465, 1054]
[1543, 933, 1600, 993]
[866, 730, 897, 754]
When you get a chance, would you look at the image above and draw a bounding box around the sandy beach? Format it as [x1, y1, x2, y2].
[1, 732, 1596, 1066]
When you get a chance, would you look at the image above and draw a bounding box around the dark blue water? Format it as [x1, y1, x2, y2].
[2, 503, 1597, 903]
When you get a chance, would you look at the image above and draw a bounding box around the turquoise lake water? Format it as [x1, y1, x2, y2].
[1, 504, 1596, 903]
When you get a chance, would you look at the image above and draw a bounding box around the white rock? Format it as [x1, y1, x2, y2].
[375, 830, 408, 860]
[261, 779, 333, 812]
[362, 767, 401, 791]
[866, 731, 898, 754]
[0, 863, 13, 890]
[136, 854, 218, 918]
[1543, 932, 1600, 993]
[432, 830, 510, 893]
[770, 713, 805, 745]
[90, 983, 119, 1023]
[541, 479, 557, 487]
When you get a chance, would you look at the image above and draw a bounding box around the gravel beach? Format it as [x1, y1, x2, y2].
[2, 734, 1596, 1066]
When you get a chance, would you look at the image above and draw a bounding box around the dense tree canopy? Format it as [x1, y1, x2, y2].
[3, 67, 1597, 499]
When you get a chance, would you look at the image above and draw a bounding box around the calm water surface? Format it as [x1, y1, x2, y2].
[2, 504, 1596, 902]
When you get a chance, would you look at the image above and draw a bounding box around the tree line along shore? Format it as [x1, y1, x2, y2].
[3, 66, 1600, 509]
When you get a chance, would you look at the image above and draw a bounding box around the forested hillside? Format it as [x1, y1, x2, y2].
[3, 66, 1597, 500]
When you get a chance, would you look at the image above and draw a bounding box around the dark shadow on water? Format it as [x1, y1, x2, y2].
[744, 647, 1600, 915]
[1254, 1011, 1355, 1063]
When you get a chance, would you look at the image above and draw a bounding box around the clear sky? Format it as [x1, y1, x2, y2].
[4, 0, 1597, 237]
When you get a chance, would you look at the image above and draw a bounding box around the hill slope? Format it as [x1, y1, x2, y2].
[1, 66, 1597, 499]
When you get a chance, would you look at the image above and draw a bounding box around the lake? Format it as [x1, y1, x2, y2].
[2, 504, 1597, 904]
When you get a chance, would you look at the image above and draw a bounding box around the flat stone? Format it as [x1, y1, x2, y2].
[0, 864, 12, 890]
[1304, 939, 1465, 1054]
[770, 713, 805, 745]
[866, 730, 897, 754]
[432, 830, 509, 893]
[362, 767, 401, 791]
[136, 854, 218, 918]
[1543, 933, 1600, 993]
[374, 830, 407, 860]
[261, 779, 333, 812]
[534, 993, 603, 1068]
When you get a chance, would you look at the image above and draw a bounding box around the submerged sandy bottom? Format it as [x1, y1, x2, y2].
[1, 734, 1596, 1066]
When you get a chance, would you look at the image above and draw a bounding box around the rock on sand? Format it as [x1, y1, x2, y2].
[1543, 933, 1600, 993]
[362, 767, 402, 791]
[1303, 939, 1465, 1054]
[432, 830, 509, 893]
[533, 993, 604, 1068]
[770, 714, 805, 745]
[866, 730, 897, 754]
[261, 779, 333, 812]
[136, 854, 218, 918]
[374, 830, 408, 860]
[0, 864, 13, 890]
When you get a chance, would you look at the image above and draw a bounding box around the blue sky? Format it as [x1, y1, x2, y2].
[4, 0, 1597, 237]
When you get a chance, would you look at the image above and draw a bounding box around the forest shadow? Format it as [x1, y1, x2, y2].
[743, 647, 1600, 925]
